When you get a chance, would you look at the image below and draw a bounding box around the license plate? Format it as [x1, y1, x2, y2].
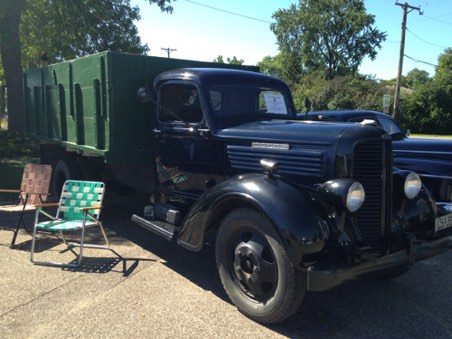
[435, 213, 452, 232]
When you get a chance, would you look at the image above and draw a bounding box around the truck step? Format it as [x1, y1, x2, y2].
[131, 214, 178, 241]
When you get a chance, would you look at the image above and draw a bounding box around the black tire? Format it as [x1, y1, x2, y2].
[215, 208, 306, 324]
[75, 157, 99, 181]
[52, 158, 81, 197]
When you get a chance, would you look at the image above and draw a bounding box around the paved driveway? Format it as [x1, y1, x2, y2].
[1, 195, 451, 338]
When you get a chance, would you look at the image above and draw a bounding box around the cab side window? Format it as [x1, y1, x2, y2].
[159, 84, 203, 124]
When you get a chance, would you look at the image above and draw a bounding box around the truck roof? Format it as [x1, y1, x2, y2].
[154, 68, 288, 89]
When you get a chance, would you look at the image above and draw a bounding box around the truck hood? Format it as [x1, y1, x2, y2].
[216, 119, 385, 183]
[216, 119, 354, 145]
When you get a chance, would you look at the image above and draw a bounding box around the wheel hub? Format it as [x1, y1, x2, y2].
[232, 236, 276, 299]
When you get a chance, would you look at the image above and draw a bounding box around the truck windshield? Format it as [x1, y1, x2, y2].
[207, 85, 291, 121]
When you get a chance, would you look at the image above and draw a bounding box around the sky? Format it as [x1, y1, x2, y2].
[130, 0, 452, 80]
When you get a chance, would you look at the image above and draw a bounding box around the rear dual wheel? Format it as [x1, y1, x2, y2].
[215, 208, 306, 324]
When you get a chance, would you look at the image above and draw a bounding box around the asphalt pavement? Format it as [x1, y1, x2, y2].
[1, 194, 451, 338]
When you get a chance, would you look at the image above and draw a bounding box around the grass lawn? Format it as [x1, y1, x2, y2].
[410, 134, 452, 140]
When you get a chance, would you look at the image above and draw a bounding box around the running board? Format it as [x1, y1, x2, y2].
[131, 214, 177, 241]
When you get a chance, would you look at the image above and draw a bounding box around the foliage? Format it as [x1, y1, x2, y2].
[403, 68, 430, 90]
[0, 130, 39, 189]
[271, 0, 386, 80]
[0, 130, 39, 159]
[20, 0, 149, 70]
[213, 55, 244, 65]
[0, 0, 173, 131]
[146, 0, 175, 13]
[264, 5, 450, 136]
[257, 55, 284, 79]
[291, 73, 386, 112]
[398, 49, 452, 134]
[435, 48, 452, 88]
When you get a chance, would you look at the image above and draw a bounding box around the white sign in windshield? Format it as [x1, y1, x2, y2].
[263, 93, 287, 114]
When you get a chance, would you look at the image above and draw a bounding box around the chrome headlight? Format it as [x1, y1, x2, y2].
[405, 172, 422, 199]
[346, 182, 366, 212]
[318, 179, 366, 213]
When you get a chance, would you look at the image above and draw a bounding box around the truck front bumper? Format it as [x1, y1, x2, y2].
[306, 234, 452, 292]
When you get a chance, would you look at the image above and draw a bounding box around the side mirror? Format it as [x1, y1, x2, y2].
[137, 87, 154, 104]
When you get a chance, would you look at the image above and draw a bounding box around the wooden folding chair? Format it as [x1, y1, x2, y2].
[0, 163, 52, 247]
[30, 180, 109, 267]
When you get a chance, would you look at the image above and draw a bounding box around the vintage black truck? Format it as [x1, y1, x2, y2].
[24, 51, 452, 324]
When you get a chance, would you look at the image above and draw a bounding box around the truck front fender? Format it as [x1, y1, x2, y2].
[177, 173, 333, 264]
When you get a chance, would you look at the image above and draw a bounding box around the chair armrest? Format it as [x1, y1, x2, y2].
[34, 202, 60, 208]
[0, 189, 20, 193]
[81, 206, 103, 211]
[24, 192, 51, 196]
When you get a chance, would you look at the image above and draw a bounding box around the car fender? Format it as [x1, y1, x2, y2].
[177, 173, 333, 264]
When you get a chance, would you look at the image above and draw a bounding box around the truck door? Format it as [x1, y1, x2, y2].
[153, 81, 223, 200]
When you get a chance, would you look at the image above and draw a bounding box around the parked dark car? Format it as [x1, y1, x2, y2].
[301, 110, 452, 177]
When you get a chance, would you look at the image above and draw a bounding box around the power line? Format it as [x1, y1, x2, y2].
[423, 14, 452, 26]
[184, 0, 272, 24]
[406, 27, 448, 49]
[404, 54, 437, 67]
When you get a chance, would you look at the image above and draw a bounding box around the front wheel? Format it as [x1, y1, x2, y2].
[215, 208, 306, 324]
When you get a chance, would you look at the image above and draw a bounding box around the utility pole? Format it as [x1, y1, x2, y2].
[161, 47, 177, 58]
[393, 2, 422, 119]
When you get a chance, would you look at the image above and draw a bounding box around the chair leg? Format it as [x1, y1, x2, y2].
[10, 212, 26, 248]
[30, 212, 84, 267]
[98, 221, 110, 248]
[30, 228, 84, 268]
[68, 220, 109, 250]
[29, 220, 38, 263]
[30, 218, 109, 267]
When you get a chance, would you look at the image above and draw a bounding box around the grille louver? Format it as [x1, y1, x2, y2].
[227, 145, 326, 177]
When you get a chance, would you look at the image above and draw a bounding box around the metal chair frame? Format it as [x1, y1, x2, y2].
[30, 180, 109, 267]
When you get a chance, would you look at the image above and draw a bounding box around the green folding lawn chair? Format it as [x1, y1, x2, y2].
[30, 180, 109, 267]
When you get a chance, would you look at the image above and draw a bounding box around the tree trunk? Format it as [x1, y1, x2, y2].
[0, 0, 25, 132]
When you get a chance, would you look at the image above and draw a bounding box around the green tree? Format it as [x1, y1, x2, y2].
[257, 55, 284, 79]
[292, 73, 385, 112]
[227, 56, 244, 65]
[399, 49, 452, 134]
[213, 55, 225, 63]
[213, 55, 244, 65]
[0, 0, 173, 132]
[435, 47, 452, 88]
[257, 53, 303, 85]
[20, 0, 149, 70]
[271, 0, 386, 79]
[403, 68, 430, 90]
